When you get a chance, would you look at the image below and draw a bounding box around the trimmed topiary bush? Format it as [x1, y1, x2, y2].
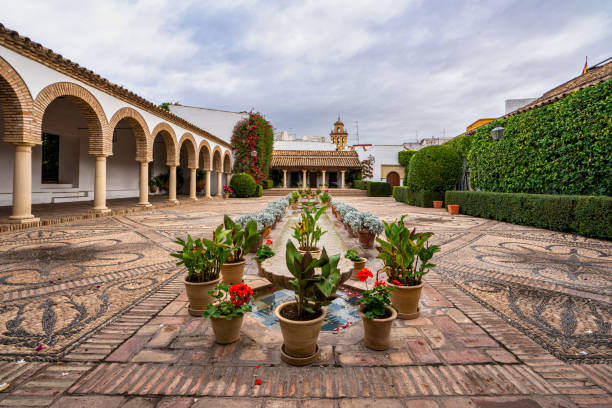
[230, 172, 257, 197]
[398, 150, 416, 166]
[255, 184, 263, 197]
[406, 145, 462, 193]
[445, 191, 612, 239]
[263, 179, 274, 189]
[393, 186, 443, 207]
[367, 181, 391, 197]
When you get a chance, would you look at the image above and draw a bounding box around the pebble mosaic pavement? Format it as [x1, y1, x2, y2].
[0, 195, 609, 407]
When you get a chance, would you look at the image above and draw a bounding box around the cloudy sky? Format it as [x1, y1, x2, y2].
[2, 0, 611, 144]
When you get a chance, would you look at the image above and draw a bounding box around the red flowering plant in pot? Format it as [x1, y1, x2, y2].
[255, 239, 275, 276]
[356, 268, 397, 350]
[376, 215, 440, 320]
[203, 282, 253, 344]
[223, 185, 233, 199]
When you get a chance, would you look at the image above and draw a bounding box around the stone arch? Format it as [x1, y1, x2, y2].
[177, 133, 197, 168]
[198, 140, 212, 171]
[33, 82, 110, 155]
[151, 122, 178, 166]
[223, 150, 232, 173]
[109, 107, 151, 162]
[0, 56, 35, 144]
[212, 146, 223, 172]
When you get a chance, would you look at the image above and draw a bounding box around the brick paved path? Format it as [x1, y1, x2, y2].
[0, 197, 610, 407]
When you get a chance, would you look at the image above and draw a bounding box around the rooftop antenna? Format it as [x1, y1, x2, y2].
[355, 120, 359, 145]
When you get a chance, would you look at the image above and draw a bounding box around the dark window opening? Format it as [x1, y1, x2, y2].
[42, 133, 59, 183]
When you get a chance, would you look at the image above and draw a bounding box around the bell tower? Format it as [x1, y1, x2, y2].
[330, 116, 348, 150]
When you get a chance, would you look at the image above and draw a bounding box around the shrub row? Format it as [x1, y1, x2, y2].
[263, 179, 274, 189]
[445, 191, 612, 239]
[230, 172, 257, 197]
[353, 180, 365, 190]
[367, 181, 391, 197]
[393, 187, 444, 208]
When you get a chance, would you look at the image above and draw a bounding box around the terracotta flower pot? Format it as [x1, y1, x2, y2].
[163, 182, 169, 191]
[223, 192, 229, 199]
[221, 260, 246, 285]
[150, 185, 158, 193]
[290, 203, 298, 210]
[196, 179, 206, 193]
[298, 246, 322, 259]
[275, 301, 326, 364]
[447, 204, 460, 215]
[250, 236, 263, 253]
[184, 276, 221, 317]
[433, 200, 443, 208]
[360, 305, 397, 350]
[358, 230, 376, 249]
[210, 313, 244, 344]
[256, 259, 263, 276]
[388, 281, 423, 320]
[350, 257, 367, 280]
[263, 227, 271, 237]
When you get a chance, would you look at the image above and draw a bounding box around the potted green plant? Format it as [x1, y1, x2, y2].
[171, 233, 230, 316]
[223, 185, 233, 199]
[291, 206, 326, 257]
[196, 169, 206, 193]
[290, 191, 300, 209]
[376, 215, 440, 319]
[149, 178, 158, 193]
[275, 240, 341, 365]
[255, 239, 275, 276]
[319, 191, 331, 208]
[203, 282, 253, 344]
[160, 173, 169, 191]
[220, 216, 260, 285]
[356, 268, 397, 350]
[345, 249, 366, 279]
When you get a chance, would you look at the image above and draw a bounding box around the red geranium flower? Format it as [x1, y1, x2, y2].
[357, 268, 373, 282]
[374, 280, 386, 287]
[393, 280, 401, 286]
[254, 379, 262, 385]
[229, 283, 253, 306]
[265, 239, 272, 245]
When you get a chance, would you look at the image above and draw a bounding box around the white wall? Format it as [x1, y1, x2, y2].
[354, 145, 404, 182]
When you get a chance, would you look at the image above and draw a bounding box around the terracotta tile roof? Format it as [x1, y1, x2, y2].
[504, 59, 612, 118]
[0, 23, 230, 147]
[271, 150, 361, 170]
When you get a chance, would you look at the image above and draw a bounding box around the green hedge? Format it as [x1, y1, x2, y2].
[263, 179, 274, 189]
[353, 180, 365, 189]
[367, 181, 391, 197]
[445, 191, 612, 239]
[254, 184, 263, 197]
[398, 150, 416, 166]
[230, 172, 257, 197]
[393, 187, 444, 207]
[468, 79, 611, 196]
[406, 145, 462, 192]
[444, 133, 473, 160]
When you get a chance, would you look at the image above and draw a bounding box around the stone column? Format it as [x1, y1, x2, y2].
[217, 171, 223, 197]
[341, 170, 346, 189]
[205, 170, 211, 198]
[90, 155, 111, 214]
[189, 168, 197, 200]
[8, 142, 39, 223]
[137, 161, 151, 207]
[226, 172, 232, 188]
[168, 165, 178, 203]
[321, 170, 326, 188]
[283, 169, 287, 188]
[302, 169, 307, 188]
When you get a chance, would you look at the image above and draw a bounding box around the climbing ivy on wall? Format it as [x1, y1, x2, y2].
[468, 79, 612, 196]
[231, 112, 274, 185]
[443, 133, 473, 161]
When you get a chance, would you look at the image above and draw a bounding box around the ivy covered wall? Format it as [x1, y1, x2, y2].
[468, 79, 611, 196]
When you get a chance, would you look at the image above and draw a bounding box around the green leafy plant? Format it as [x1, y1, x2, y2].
[222, 215, 260, 262]
[319, 191, 331, 204]
[344, 249, 362, 262]
[290, 191, 300, 204]
[285, 240, 341, 318]
[292, 206, 326, 250]
[230, 172, 257, 197]
[376, 215, 440, 286]
[356, 268, 396, 319]
[367, 182, 392, 197]
[255, 239, 275, 261]
[406, 145, 462, 193]
[171, 233, 231, 283]
[231, 112, 274, 184]
[202, 282, 253, 320]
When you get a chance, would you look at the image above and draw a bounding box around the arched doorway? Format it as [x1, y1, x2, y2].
[387, 171, 400, 188]
[212, 148, 222, 196]
[150, 123, 177, 202]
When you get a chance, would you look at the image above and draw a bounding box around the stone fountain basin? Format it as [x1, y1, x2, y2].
[260, 210, 353, 290]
